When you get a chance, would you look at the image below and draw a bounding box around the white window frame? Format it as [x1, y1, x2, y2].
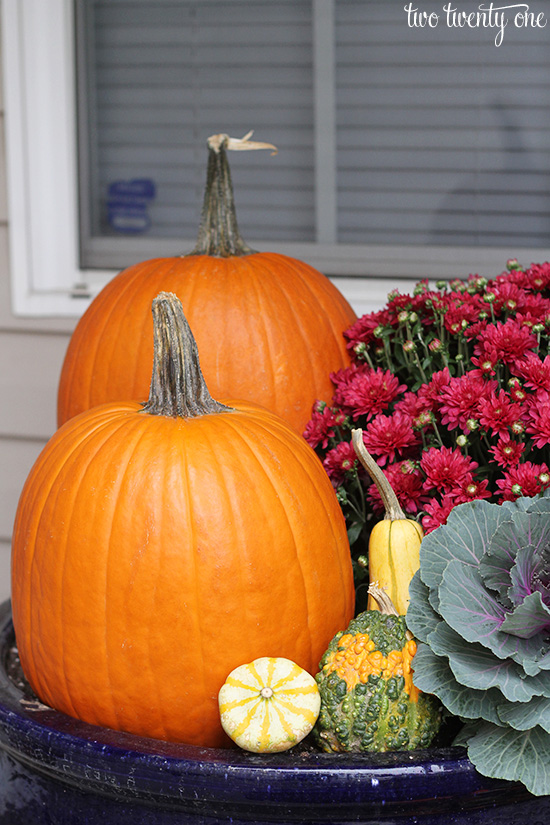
[3, 0, 549, 319]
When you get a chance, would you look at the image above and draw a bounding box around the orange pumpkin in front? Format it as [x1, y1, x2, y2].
[11, 293, 354, 748]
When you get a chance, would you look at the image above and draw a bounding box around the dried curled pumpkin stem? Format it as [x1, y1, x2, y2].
[351, 429, 407, 521]
[207, 130, 277, 155]
[142, 291, 233, 419]
[189, 131, 277, 258]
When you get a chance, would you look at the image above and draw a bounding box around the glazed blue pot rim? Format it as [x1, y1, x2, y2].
[0, 600, 532, 813]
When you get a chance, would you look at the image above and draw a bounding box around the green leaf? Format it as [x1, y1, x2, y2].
[438, 560, 546, 670]
[438, 560, 506, 645]
[501, 591, 550, 639]
[466, 722, 550, 797]
[480, 511, 550, 605]
[412, 643, 502, 724]
[427, 622, 550, 702]
[526, 492, 550, 515]
[419, 499, 516, 598]
[406, 572, 441, 643]
[497, 696, 550, 734]
[347, 520, 364, 546]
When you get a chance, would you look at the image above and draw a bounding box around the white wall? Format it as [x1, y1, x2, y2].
[0, 18, 77, 602]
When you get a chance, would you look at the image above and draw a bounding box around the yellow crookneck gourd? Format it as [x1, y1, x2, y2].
[351, 428, 423, 615]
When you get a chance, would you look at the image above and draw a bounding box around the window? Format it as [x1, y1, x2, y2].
[4, 0, 550, 317]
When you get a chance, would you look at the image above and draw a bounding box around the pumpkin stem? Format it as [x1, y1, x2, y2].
[142, 292, 233, 419]
[367, 583, 399, 616]
[368, 584, 414, 639]
[351, 429, 407, 521]
[188, 132, 277, 258]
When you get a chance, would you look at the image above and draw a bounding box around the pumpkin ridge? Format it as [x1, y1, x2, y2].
[275, 685, 319, 697]
[272, 660, 303, 689]
[244, 658, 266, 693]
[14, 433, 84, 713]
[73, 414, 153, 729]
[224, 675, 260, 692]
[142, 430, 172, 741]
[252, 255, 319, 418]
[219, 694, 257, 713]
[192, 417, 261, 699]
[266, 656, 277, 688]
[238, 256, 279, 412]
[230, 698, 263, 742]
[99, 418, 149, 730]
[80, 267, 148, 414]
[175, 418, 210, 733]
[106, 279, 150, 407]
[275, 697, 318, 726]
[36, 412, 142, 720]
[259, 698, 272, 749]
[271, 252, 355, 360]
[213, 414, 314, 665]
[272, 701, 300, 742]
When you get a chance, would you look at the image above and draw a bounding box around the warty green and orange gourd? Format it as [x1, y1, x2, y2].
[57, 132, 356, 434]
[313, 584, 441, 753]
[11, 292, 354, 748]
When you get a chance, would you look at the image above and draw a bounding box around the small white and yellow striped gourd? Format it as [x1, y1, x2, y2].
[218, 657, 321, 752]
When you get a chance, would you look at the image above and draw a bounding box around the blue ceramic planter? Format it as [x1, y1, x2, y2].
[0, 600, 548, 825]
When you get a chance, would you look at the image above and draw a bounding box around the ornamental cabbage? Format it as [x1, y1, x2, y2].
[407, 492, 550, 796]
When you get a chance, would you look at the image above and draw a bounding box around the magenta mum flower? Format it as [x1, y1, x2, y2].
[439, 374, 496, 433]
[473, 318, 537, 370]
[496, 462, 550, 501]
[488, 436, 525, 467]
[304, 259, 550, 566]
[322, 441, 357, 487]
[477, 389, 523, 437]
[363, 411, 419, 465]
[331, 365, 406, 421]
[420, 446, 478, 493]
[303, 403, 339, 449]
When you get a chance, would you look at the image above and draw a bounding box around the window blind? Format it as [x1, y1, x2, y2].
[336, 1, 550, 247]
[77, 0, 550, 270]
[79, 0, 315, 261]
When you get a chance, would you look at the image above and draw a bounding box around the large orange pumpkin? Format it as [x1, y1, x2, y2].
[13, 292, 354, 748]
[57, 133, 356, 433]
